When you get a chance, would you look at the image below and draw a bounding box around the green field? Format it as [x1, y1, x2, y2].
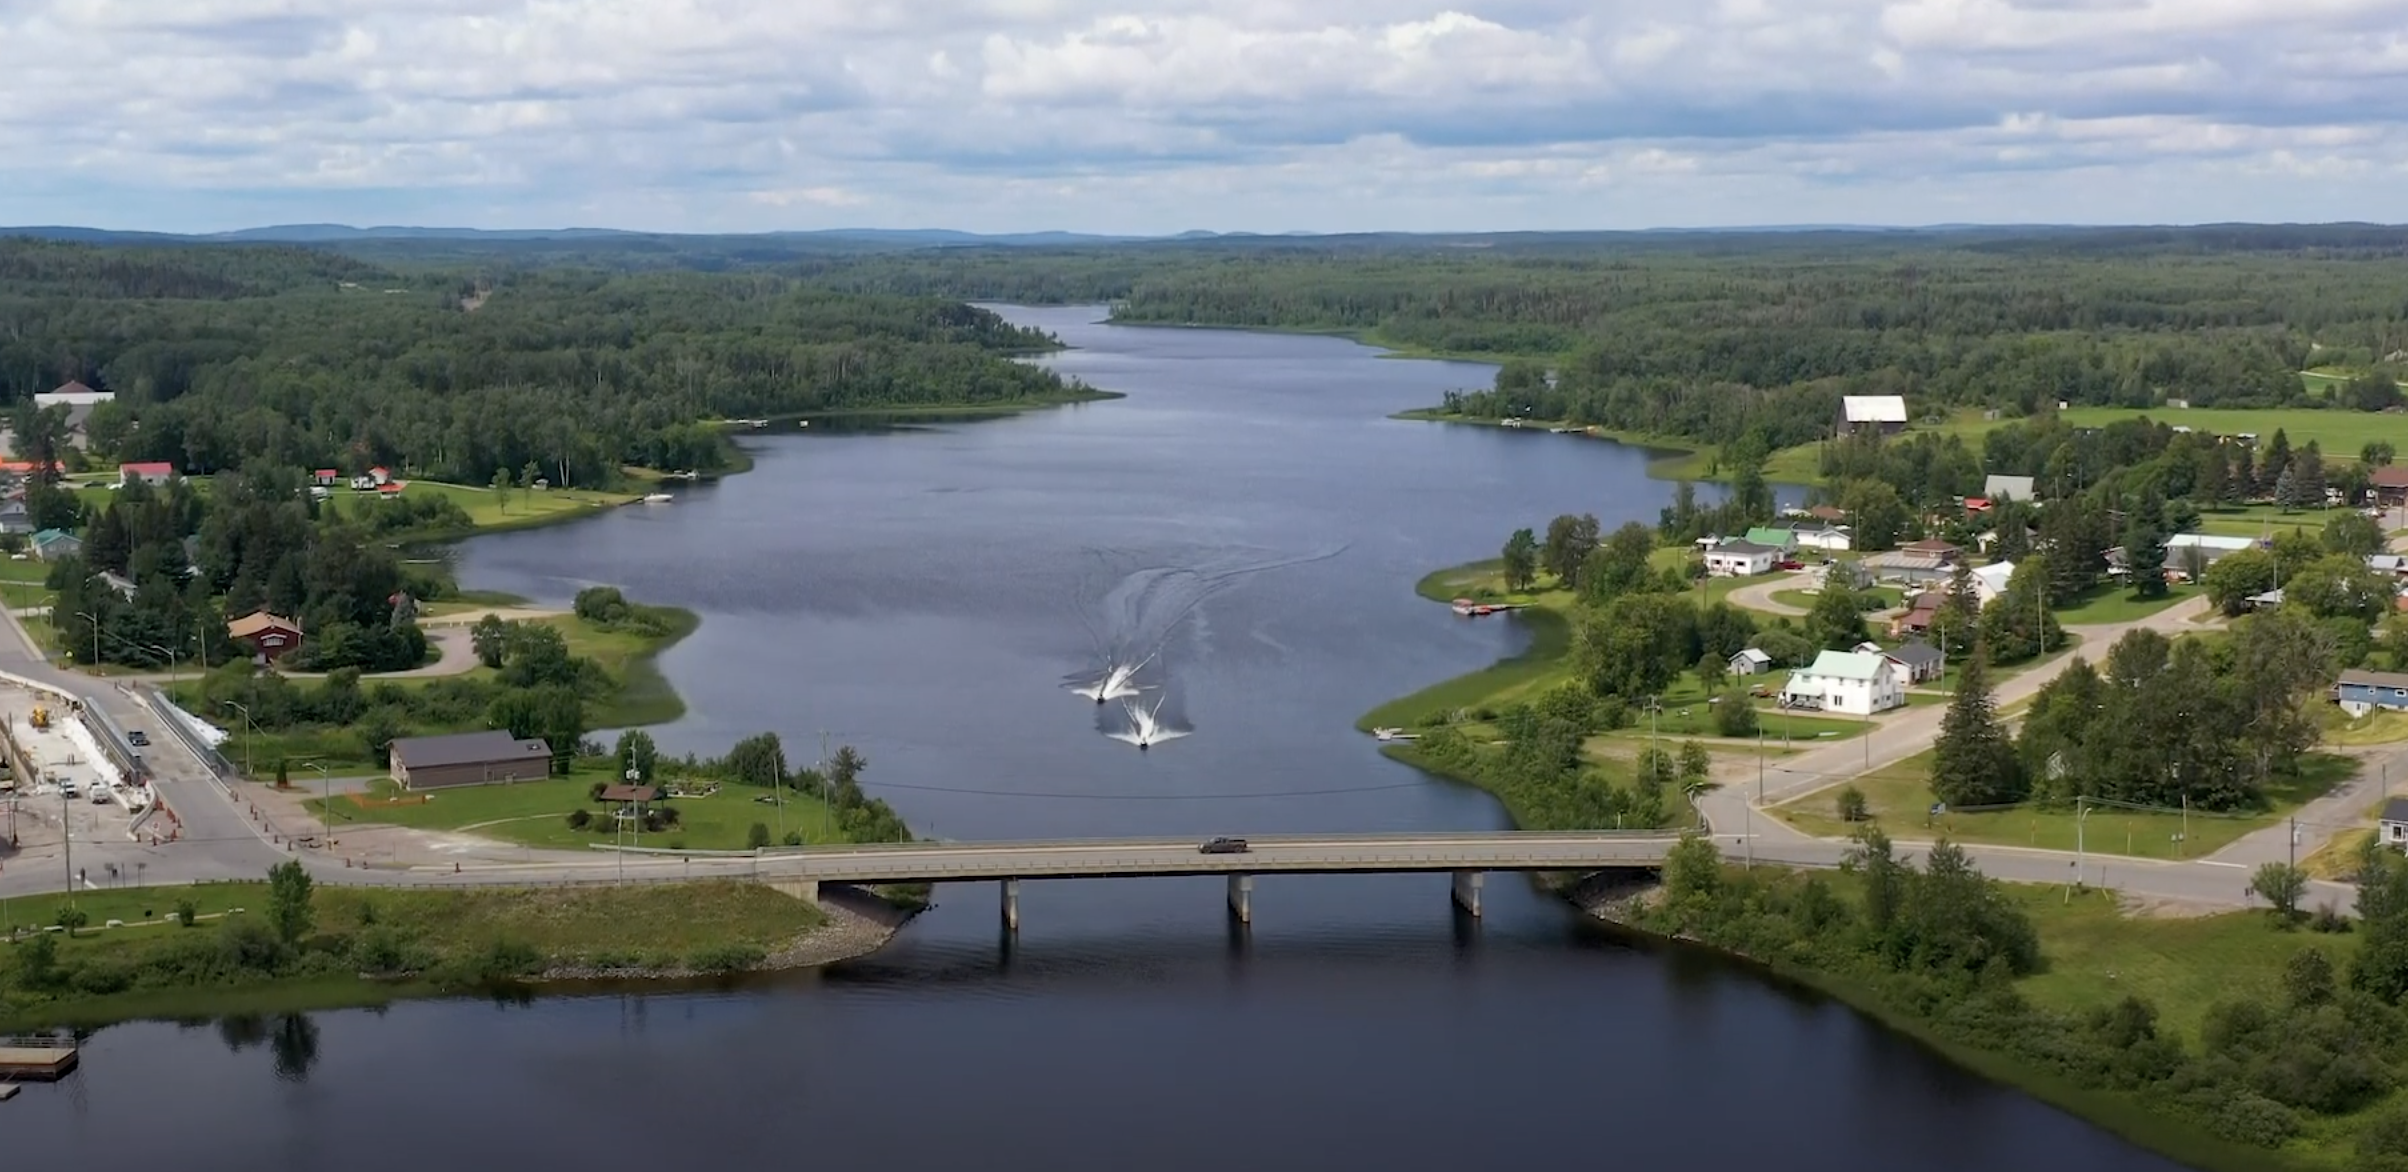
[2053, 582, 2202, 625]
[397, 480, 639, 533]
[1773, 749, 2353, 860]
[307, 767, 851, 851]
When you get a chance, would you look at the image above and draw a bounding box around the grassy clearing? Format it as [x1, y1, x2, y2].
[2011, 884, 2354, 1045]
[308, 767, 853, 851]
[397, 480, 639, 535]
[1773, 750, 2355, 859]
[2054, 583, 2202, 625]
[1768, 584, 1904, 613]
[0, 880, 829, 1030]
[2324, 708, 2408, 747]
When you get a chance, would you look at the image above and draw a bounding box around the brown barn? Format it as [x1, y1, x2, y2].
[389, 729, 554, 790]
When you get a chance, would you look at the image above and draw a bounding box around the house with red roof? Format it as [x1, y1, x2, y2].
[118, 461, 175, 487]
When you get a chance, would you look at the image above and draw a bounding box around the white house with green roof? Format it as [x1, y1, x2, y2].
[1742, 527, 1797, 555]
[1779, 649, 1904, 716]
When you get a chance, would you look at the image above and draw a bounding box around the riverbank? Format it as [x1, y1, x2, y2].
[1577, 865, 2370, 1172]
[1366, 556, 2389, 1170]
[0, 879, 914, 1032]
[1388, 409, 1720, 481]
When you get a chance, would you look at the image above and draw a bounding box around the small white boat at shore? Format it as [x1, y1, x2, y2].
[641, 493, 673, 504]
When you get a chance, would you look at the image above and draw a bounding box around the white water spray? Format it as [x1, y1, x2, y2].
[1107, 695, 1190, 751]
[1070, 648, 1159, 705]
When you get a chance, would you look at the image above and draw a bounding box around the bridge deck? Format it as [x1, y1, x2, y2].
[780, 831, 1682, 884]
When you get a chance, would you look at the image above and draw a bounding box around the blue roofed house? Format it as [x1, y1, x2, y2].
[30, 528, 81, 562]
[2337, 669, 2408, 718]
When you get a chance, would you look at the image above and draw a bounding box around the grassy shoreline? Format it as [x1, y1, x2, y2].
[0, 879, 901, 1033]
[1364, 555, 2363, 1170]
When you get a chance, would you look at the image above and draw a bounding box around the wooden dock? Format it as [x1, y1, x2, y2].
[0, 1037, 78, 1081]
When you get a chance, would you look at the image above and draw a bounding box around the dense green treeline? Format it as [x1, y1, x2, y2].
[0, 238, 1082, 485]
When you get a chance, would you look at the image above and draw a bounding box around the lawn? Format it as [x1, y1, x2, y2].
[2324, 708, 2408, 747]
[394, 480, 639, 534]
[2191, 503, 2345, 541]
[1977, 406, 2408, 462]
[2053, 583, 2201, 625]
[1769, 585, 1904, 613]
[308, 767, 854, 851]
[1772, 749, 2354, 861]
[2010, 883, 2352, 1042]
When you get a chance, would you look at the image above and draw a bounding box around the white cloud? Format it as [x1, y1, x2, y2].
[0, 0, 2403, 231]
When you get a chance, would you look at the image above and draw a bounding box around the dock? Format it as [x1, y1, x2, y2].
[0, 1037, 79, 1081]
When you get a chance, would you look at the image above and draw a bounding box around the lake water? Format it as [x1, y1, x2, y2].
[11, 308, 2187, 1172]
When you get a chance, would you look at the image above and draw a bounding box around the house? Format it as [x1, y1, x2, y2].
[1702, 540, 1780, 578]
[1837, 395, 1909, 437]
[226, 610, 305, 662]
[1900, 538, 1963, 561]
[367, 466, 393, 486]
[1777, 520, 1854, 553]
[1780, 650, 1906, 716]
[30, 528, 81, 562]
[2343, 670, 2408, 717]
[2373, 466, 2408, 508]
[117, 461, 175, 487]
[388, 729, 555, 790]
[2246, 588, 2286, 611]
[1809, 559, 1873, 594]
[1860, 550, 1955, 586]
[1985, 474, 2038, 504]
[1891, 590, 1944, 638]
[349, 475, 377, 491]
[1885, 640, 1947, 684]
[1972, 561, 2018, 605]
[2166, 533, 2258, 572]
[0, 499, 29, 535]
[312, 468, 341, 487]
[1742, 527, 1799, 556]
[2381, 798, 2408, 850]
[2369, 554, 2408, 579]
[32, 381, 116, 446]
[1729, 648, 1774, 676]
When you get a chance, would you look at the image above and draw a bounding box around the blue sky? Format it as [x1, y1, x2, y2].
[4, 0, 2406, 234]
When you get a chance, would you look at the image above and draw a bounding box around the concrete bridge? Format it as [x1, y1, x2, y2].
[773, 831, 1683, 929]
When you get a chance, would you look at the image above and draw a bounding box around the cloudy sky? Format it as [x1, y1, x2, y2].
[4, 0, 2405, 234]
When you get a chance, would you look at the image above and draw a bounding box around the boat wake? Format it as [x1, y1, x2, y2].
[1105, 696, 1190, 751]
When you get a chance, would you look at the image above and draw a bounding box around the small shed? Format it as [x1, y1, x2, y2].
[2383, 797, 2408, 851]
[1729, 648, 1774, 676]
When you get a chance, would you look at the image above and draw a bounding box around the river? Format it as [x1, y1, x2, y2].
[11, 307, 2187, 1172]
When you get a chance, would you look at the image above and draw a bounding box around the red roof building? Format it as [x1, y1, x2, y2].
[118, 461, 174, 486]
[227, 611, 305, 662]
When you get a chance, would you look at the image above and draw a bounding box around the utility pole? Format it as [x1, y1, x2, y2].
[2288, 816, 2297, 871]
[818, 730, 832, 843]
[1756, 727, 1765, 803]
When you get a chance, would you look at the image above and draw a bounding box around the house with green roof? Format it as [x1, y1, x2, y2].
[30, 528, 81, 562]
[1779, 649, 1904, 716]
[1742, 527, 1797, 555]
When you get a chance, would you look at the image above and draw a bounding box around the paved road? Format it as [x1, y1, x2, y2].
[1697, 594, 2364, 910]
[777, 830, 1688, 882]
[1724, 574, 1809, 616]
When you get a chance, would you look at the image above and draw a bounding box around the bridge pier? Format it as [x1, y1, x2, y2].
[1451, 870, 1484, 918]
[1001, 878, 1020, 933]
[1227, 873, 1253, 924]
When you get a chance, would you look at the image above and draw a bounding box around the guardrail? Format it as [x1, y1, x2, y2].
[133, 683, 237, 781]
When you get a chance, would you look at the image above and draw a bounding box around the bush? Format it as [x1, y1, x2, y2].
[1837, 785, 1869, 823]
[452, 938, 544, 985]
[746, 822, 772, 850]
[566, 809, 592, 830]
[2207, 1093, 2302, 1148]
[782, 829, 803, 846]
[173, 898, 199, 927]
[350, 927, 417, 974]
[1713, 689, 1759, 737]
[686, 943, 767, 973]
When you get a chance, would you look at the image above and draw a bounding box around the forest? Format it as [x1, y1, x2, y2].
[0, 237, 1084, 487]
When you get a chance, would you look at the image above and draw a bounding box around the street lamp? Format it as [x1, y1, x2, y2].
[74, 610, 101, 668]
[222, 700, 256, 779]
[304, 760, 331, 838]
[145, 642, 178, 688]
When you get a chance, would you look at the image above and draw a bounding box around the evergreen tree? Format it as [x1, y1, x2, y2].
[1500, 527, 1538, 591]
[2229, 443, 2256, 503]
[2296, 440, 2329, 508]
[2262, 430, 2293, 496]
[1930, 645, 2024, 808]
[2274, 463, 2301, 511]
[2124, 489, 2168, 599]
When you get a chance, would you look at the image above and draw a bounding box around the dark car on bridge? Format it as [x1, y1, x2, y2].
[1199, 836, 1250, 854]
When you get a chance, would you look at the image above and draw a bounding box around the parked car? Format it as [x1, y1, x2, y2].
[127, 729, 148, 747]
[1199, 836, 1251, 855]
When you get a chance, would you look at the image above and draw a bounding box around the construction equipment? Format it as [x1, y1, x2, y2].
[28, 706, 49, 730]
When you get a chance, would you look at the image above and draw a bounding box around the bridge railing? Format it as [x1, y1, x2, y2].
[743, 829, 1684, 856]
